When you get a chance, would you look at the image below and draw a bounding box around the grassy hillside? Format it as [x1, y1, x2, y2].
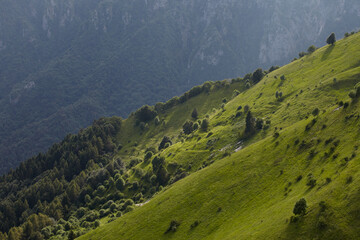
[79, 32, 360, 239]
[2, 0, 360, 176]
[0, 78, 245, 240]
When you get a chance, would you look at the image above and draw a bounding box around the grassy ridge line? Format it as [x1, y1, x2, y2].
[79, 33, 360, 239]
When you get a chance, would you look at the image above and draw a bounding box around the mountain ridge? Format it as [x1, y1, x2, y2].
[1, 0, 360, 174]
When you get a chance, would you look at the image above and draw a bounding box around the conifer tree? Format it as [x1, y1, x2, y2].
[245, 111, 255, 135]
[191, 108, 198, 119]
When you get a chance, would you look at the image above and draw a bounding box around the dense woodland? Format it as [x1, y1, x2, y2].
[0, 70, 268, 239]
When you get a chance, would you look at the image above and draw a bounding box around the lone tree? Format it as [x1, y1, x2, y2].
[326, 33, 336, 45]
[244, 110, 256, 136]
[293, 198, 307, 215]
[191, 108, 198, 119]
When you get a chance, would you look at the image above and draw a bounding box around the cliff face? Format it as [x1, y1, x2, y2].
[259, 0, 360, 64]
[0, 0, 359, 174]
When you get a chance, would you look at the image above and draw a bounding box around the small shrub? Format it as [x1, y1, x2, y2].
[317, 216, 327, 229]
[306, 174, 317, 188]
[305, 118, 317, 131]
[154, 116, 161, 125]
[349, 90, 357, 99]
[190, 220, 200, 229]
[183, 121, 194, 135]
[268, 66, 280, 72]
[201, 119, 209, 131]
[280, 75, 286, 81]
[319, 201, 327, 212]
[307, 45, 316, 53]
[255, 118, 264, 130]
[94, 220, 100, 228]
[312, 108, 319, 116]
[233, 89, 240, 97]
[290, 215, 299, 223]
[244, 105, 250, 113]
[144, 151, 153, 162]
[346, 176, 353, 184]
[296, 175, 303, 182]
[299, 51, 307, 58]
[293, 198, 307, 215]
[333, 139, 340, 147]
[122, 205, 133, 213]
[166, 220, 180, 233]
[159, 136, 172, 150]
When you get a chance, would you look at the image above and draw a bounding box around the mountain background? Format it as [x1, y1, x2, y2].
[1, 0, 360, 174]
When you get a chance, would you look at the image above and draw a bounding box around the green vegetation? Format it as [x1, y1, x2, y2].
[3, 0, 358, 175]
[1, 32, 360, 240]
[0, 79, 245, 239]
[326, 32, 336, 45]
[78, 32, 360, 240]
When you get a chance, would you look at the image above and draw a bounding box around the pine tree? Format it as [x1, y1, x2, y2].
[191, 108, 198, 119]
[245, 111, 255, 136]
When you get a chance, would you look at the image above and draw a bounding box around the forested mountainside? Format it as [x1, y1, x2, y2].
[1, 0, 360, 174]
[0, 32, 360, 239]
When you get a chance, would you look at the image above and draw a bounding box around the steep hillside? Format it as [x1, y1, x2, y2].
[78, 33, 360, 239]
[0, 79, 246, 239]
[1, 0, 360, 174]
[1, 32, 360, 240]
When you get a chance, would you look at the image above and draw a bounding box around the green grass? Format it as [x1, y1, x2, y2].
[79, 33, 360, 239]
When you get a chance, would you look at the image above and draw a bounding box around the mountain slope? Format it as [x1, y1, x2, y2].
[0, 79, 245, 239]
[78, 32, 360, 239]
[1, 0, 360, 174]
